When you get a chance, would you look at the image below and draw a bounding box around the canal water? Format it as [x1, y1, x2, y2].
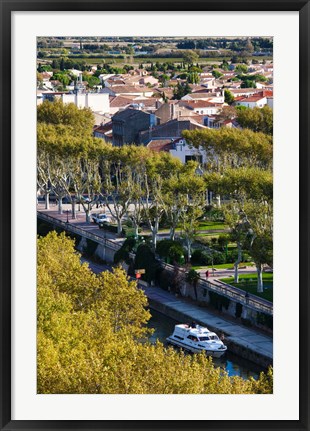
[148, 309, 264, 380]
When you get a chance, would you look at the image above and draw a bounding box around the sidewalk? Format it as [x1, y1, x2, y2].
[140, 284, 273, 363]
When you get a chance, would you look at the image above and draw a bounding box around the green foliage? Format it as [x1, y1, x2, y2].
[235, 64, 248, 74]
[224, 89, 235, 104]
[156, 239, 184, 264]
[191, 249, 210, 266]
[185, 268, 200, 285]
[183, 128, 273, 170]
[182, 50, 199, 65]
[114, 237, 136, 265]
[37, 99, 94, 137]
[53, 72, 70, 86]
[173, 82, 192, 99]
[82, 73, 101, 88]
[241, 79, 256, 88]
[218, 234, 229, 249]
[237, 106, 273, 135]
[212, 70, 223, 79]
[134, 243, 159, 283]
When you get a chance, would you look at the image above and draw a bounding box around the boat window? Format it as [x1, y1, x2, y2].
[198, 336, 210, 341]
[209, 335, 219, 340]
[187, 335, 199, 342]
[174, 335, 184, 340]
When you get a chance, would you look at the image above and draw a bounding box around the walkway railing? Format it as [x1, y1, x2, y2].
[161, 263, 273, 316]
[38, 211, 273, 316]
[37, 212, 120, 251]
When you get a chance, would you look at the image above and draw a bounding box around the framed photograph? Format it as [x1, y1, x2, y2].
[1, 0, 309, 430]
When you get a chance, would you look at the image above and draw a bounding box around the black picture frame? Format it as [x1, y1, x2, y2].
[1, 1, 309, 430]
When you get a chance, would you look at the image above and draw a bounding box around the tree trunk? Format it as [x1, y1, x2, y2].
[187, 239, 192, 262]
[44, 191, 50, 210]
[133, 222, 139, 239]
[72, 199, 76, 219]
[209, 191, 213, 206]
[234, 242, 242, 283]
[117, 218, 122, 235]
[152, 229, 157, 251]
[256, 263, 263, 293]
[85, 210, 91, 224]
[58, 197, 63, 214]
[170, 225, 175, 241]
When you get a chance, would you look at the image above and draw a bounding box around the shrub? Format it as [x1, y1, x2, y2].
[212, 252, 226, 265]
[134, 244, 159, 283]
[218, 234, 229, 249]
[191, 249, 210, 265]
[156, 239, 185, 264]
[211, 237, 218, 246]
[114, 237, 136, 265]
[226, 249, 240, 263]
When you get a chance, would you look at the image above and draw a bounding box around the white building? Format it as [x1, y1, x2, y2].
[40, 92, 110, 115]
[234, 94, 267, 109]
[169, 138, 207, 165]
[60, 93, 110, 114]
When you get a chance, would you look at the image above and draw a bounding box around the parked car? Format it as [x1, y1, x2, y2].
[91, 213, 111, 224]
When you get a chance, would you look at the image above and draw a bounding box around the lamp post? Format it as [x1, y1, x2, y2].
[66, 209, 69, 224]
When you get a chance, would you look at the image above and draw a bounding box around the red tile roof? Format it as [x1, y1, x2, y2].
[180, 100, 222, 109]
[110, 96, 135, 107]
[147, 139, 175, 152]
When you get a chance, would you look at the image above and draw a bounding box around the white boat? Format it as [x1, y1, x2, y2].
[166, 323, 227, 358]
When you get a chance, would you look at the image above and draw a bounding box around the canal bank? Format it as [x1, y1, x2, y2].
[37, 208, 272, 369]
[148, 309, 263, 379]
[139, 281, 272, 369]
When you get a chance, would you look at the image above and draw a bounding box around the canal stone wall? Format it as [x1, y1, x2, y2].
[164, 266, 273, 334]
[76, 238, 117, 264]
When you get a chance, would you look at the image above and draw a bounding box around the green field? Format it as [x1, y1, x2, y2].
[220, 273, 273, 302]
[191, 262, 252, 270]
[42, 55, 272, 67]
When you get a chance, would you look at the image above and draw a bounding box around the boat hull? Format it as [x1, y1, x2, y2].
[166, 337, 227, 358]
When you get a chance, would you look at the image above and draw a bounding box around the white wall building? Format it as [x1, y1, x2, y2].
[169, 138, 207, 165]
[60, 93, 110, 114]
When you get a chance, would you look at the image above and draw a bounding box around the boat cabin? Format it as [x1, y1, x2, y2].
[172, 324, 220, 342]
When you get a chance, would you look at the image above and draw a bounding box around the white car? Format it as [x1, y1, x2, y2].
[91, 213, 111, 224]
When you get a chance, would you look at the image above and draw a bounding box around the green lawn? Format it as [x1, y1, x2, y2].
[191, 262, 252, 270]
[220, 273, 273, 302]
[197, 221, 228, 231]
